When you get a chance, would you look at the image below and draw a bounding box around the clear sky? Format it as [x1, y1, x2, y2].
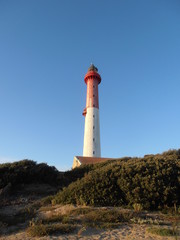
[0, 0, 180, 170]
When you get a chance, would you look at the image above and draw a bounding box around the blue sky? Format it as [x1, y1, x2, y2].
[0, 0, 180, 170]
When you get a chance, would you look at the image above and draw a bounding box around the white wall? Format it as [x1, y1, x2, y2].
[83, 107, 101, 157]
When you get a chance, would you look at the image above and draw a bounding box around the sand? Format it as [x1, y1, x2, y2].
[0, 224, 176, 240]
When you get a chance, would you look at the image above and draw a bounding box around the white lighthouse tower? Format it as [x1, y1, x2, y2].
[72, 65, 113, 168]
[83, 64, 101, 157]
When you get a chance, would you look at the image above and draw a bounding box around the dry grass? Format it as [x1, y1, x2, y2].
[147, 227, 177, 236]
[25, 206, 138, 237]
[70, 207, 93, 216]
[2, 203, 180, 238]
[26, 205, 78, 237]
[27, 223, 76, 237]
[42, 215, 73, 224]
[81, 208, 135, 229]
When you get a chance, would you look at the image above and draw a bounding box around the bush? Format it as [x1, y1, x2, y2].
[0, 160, 62, 189]
[54, 166, 123, 206]
[51, 149, 180, 210]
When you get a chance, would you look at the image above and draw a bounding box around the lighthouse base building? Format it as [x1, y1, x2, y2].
[73, 64, 113, 169]
[72, 156, 113, 169]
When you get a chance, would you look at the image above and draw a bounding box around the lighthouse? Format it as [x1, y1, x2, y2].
[72, 65, 113, 168]
[83, 64, 101, 157]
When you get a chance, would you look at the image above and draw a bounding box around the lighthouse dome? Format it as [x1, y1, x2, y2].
[88, 64, 98, 72]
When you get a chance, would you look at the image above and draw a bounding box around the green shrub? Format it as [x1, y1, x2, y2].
[0, 160, 62, 189]
[51, 149, 180, 210]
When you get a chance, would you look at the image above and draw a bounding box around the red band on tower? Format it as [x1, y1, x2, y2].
[83, 65, 101, 116]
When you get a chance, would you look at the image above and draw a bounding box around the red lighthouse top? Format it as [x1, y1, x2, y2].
[84, 64, 101, 84]
[83, 64, 101, 116]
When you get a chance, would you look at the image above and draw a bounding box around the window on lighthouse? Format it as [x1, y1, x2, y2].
[93, 151, 95, 155]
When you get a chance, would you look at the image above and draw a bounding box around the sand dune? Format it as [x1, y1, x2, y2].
[0, 224, 175, 240]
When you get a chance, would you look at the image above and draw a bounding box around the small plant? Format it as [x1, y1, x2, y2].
[27, 223, 48, 237]
[29, 218, 40, 227]
[133, 203, 143, 212]
[51, 199, 57, 205]
[78, 226, 86, 236]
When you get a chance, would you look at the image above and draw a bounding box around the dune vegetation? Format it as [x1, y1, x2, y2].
[50, 149, 180, 210]
[0, 149, 179, 238]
